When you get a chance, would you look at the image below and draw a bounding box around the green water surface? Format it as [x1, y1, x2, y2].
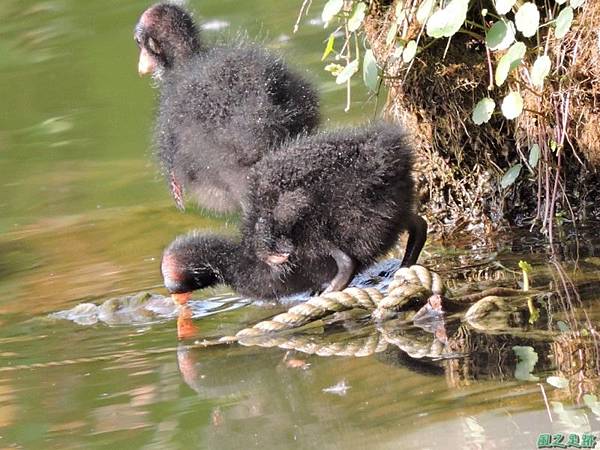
[2, 1, 600, 449]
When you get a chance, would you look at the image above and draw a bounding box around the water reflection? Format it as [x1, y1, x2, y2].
[2, 0, 600, 448]
[0, 0, 71, 68]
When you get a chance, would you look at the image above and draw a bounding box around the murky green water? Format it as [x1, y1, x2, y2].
[2, 1, 600, 449]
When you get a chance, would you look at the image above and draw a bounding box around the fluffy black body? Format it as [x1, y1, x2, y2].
[137, 4, 320, 212]
[247, 123, 418, 271]
[162, 123, 427, 300]
[157, 43, 320, 212]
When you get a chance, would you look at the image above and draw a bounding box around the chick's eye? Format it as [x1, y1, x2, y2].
[134, 36, 141, 47]
[147, 37, 160, 54]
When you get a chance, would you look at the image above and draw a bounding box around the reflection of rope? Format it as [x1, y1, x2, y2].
[236, 329, 390, 357]
[215, 265, 445, 343]
[0, 267, 447, 371]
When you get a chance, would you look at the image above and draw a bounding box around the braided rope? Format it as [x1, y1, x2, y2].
[206, 265, 442, 343]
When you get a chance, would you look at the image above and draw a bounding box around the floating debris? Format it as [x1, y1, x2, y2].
[322, 380, 351, 396]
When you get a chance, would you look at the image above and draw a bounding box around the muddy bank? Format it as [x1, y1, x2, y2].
[361, 0, 600, 238]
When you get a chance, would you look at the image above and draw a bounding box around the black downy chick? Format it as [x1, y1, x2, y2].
[161, 123, 427, 302]
[134, 3, 320, 212]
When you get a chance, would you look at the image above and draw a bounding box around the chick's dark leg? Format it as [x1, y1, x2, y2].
[400, 213, 428, 267]
[323, 248, 357, 293]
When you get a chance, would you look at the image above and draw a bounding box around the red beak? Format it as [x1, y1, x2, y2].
[171, 292, 192, 305]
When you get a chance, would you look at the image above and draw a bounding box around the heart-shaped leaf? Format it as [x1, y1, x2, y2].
[486, 19, 515, 51]
[530, 55, 551, 88]
[472, 98, 496, 125]
[363, 49, 378, 92]
[515, 3, 540, 38]
[348, 2, 367, 32]
[554, 7, 573, 39]
[403, 40, 418, 63]
[392, 43, 405, 59]
[322, 0, 344, 26]
[528, 144, 540, 168]
[495, 41, 526, 86]
[501, 91, 524, 119]
[426, 0, 469, 38]
[416, 0, 437, 24]
[335, 59, 359, 84]
[547, 376, 569, 389]
[495, 0, 516, 15]
[502, 163, 523, 188]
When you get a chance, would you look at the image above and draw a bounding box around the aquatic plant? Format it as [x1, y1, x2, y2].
[300, 0, 599, 242]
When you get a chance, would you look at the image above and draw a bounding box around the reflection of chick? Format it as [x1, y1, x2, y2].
[162, 123, 427, 301]
[134, 3, 319, 211]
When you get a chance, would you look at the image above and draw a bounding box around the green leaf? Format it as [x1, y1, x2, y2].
[322, 0, 344, 26]
[392, 43, 405, 59]
[527, 298, 539, 323]
[324, 63, 343, 76]
[472, 98, 495, 125]
[348, 2, 367, 32]
[501, 163, 523, 188]
[515, 3, 540, 38]
[321, 33, 336, 61]
[486, 19, 515, 51]
[513, 346, 539, 381]
[494, 0, 516, 15]
[528, 143, 540, 168]
[501, 91, 524, 119]
[386, 22, 398, 45]
[335, 59, 359, 84]
[547, 376, 569, 389]
[530, 55, 551, 88]
[363, 49, 378, 92]
[571, 0, 586, 8]
[584, 394, 598, 406]
[416, 0, 436, 24]
[402, 40, 418, 63]
[555, 7, 573, 39]
[518, 260, 533, 273]
[426, 0, 469, 39]
[495, 41, 526, 86]
[395, 1, 407, 24]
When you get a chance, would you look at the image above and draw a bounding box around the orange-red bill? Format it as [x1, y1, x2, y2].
[172, 292, 192, 305]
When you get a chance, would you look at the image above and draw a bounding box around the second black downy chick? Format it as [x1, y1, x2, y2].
[134, 3, 320, 212]
[247, 122, 427, 292]
[161, 122, 427, 301]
